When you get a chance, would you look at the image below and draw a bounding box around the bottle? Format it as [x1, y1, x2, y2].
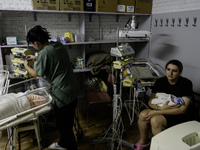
[131, 16, 136, 31]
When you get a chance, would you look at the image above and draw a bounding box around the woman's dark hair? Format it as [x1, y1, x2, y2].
[165, 59, 183, 73]
[26, 25, 51, 44]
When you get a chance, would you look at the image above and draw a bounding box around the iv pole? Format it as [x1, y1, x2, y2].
[92, 23, 136, 149]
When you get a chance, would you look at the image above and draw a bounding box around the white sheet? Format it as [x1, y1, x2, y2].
[0, 93, 31, 121]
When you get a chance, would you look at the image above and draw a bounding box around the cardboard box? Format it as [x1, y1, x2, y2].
[117, 0, 135, 13]
[60, 0, 83, 11]
[135, 0, 152, 14]
[96, 0, 117, 12]
[32, 0, 59, 10]
[84, 0, 96, 11]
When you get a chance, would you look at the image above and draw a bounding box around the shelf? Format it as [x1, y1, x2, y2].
[0, 8, 152, 77]
[70, 38, 149, 45]
[0, 9, 152, 16]
[73, 68, 90, 73]
[0, 45, 30, 48]
[0, 38, 149, 48]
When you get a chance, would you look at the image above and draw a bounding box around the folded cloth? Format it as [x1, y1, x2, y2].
[134, 141, 150, 150]
[151, 92, 184, 107]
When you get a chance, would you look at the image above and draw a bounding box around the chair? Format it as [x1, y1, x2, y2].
[85, 73, 114, 127]
[85, 92, 112, 127]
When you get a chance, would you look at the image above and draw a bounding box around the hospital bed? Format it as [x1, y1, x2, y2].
[0, 77, 52, 150]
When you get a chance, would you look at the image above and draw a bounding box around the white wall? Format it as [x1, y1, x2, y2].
[151, 1, 200, 94]
[152, 0, 200, 14]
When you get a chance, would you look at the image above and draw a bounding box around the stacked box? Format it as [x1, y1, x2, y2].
[135, 0, 152, 14]
[0, 0, 33, 10]
[60, 0, 83, 11]
[118, 0, 135, 13]
[96, 0, 117, 12]
[32, 0, 59, 10]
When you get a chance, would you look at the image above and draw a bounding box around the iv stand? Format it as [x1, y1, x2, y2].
[92, 83, 135, 150]
[92, 20, 137, 149]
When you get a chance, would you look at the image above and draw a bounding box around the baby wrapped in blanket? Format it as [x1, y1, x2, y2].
[0, 92, 47, 121]
[151, 92, 184, 107]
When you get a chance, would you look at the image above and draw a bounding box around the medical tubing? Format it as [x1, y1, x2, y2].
[94, 60, 124, 148]
[93, 95, 123, 147]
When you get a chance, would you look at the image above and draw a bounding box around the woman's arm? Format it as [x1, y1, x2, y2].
[148, 93, 176, 110]
[148, 93, 158, 110]
[148, 91, 184, 111]
[24, 59, 39, 78]
[157, 96, 191, 115]
[26, 55, 37, 61]
[145, 96, 191, 120]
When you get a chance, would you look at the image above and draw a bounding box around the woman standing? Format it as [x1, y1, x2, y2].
[24, 25, 81, 150]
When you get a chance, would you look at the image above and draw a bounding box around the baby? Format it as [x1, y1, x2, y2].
[151, 92, 184, 107]
[26, 94, 47, 108]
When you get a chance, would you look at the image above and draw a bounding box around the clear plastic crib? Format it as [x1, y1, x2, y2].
[0, 77, 52, 150]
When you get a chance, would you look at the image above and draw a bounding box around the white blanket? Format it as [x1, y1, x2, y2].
[0, 92, 48, 121]
[0, 93, 31, 121]
[151, 93, 176, 107]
